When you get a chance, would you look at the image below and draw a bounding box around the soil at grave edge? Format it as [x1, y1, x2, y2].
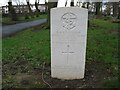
[3, 60, 115, 88]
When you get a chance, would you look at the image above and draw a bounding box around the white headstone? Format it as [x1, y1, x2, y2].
[51, 7, 88, 80]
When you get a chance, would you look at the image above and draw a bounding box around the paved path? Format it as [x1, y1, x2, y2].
[2, 18, 47, 37]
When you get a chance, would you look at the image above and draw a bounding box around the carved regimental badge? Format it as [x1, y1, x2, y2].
[61, 12, 77, 30]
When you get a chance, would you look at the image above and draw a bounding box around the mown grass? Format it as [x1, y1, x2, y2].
[88, 19, 118, 67]
[0, 17, 11, 23]
[3, 29, 50, 66]
[2, 19, 119, 88]
[2, 29, 50, 88]
[1, 14, 47, 23]
[87, 19, 119, 88]
[102, 77, 119, 88]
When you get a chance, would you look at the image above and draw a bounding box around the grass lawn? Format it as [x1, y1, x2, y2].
[2, 19, 119, 88]
[1, 14, 47, 25]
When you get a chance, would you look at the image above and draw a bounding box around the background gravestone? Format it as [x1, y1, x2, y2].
[51, 7, 88, 80]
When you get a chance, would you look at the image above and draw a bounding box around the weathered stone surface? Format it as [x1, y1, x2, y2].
[51, 7, 88, 80]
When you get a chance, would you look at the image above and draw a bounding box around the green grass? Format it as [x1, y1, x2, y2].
[1, 14, 47, 23]
[3, 29, 50, 67]
[91, 19, 119, 29]
[24, 14, 47, 21]
[2, 28, 50, 88]
[0, 17, 11, 23]
[87, 19, 119, 88]
[102, 77, 119, 88]
[2, 19, 119, 88]
[88, 20, 119, 72]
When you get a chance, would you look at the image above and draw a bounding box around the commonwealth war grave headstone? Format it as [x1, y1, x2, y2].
[51, 7, 88, 80]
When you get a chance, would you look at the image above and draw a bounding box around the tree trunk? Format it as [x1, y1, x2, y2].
[35, 2, 40, 12]
[35, 2, 40, 17]
[27, 2, 32, 13]
[25, 11, 29, 19]
[45, 0, 48, 14]
[8, 2, 18, 21]
[87, 2, 89, 9]
[71, 0, 74, 6]
[113, 2, 119, 17]
[27, 1, 34, 18]
[47, 1, 57, 28]
[118, 4, 120, 19]
[95, 2, 101, 15]
[106, 2, 111, 16]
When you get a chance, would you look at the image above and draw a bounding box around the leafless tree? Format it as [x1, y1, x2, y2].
[35, 0, 41, 17]
[113, 2, 119, 18]
[8, 0, 18, 20]
[13, 0, 25, 13]
[47, 0, 58, 27]
[35, 0, 40, 12]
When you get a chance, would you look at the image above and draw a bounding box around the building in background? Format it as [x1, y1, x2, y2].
[0, 7, 3, 13]
[1, 4, 45, 14]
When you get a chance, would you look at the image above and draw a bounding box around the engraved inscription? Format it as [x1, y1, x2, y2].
[61, 12, 77, 30]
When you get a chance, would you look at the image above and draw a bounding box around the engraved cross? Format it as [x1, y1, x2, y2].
[62, 45, 74, 64]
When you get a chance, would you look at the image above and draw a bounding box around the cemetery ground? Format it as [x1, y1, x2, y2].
[2, 19, 119, 88]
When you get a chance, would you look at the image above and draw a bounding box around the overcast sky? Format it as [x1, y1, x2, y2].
[0, 0, 45, 6]
[0, 0, 119, 7]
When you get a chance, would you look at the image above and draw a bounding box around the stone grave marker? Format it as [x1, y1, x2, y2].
[51, 7, 88, 80]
